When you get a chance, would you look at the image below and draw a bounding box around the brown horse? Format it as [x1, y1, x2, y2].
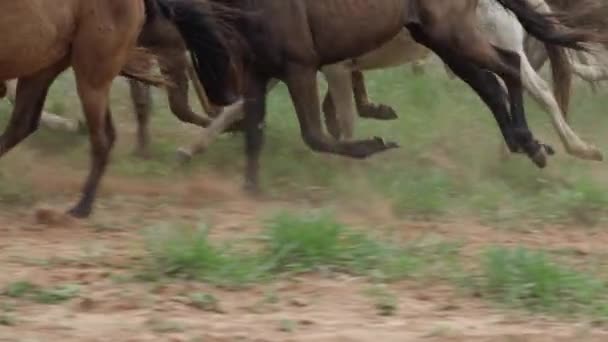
[202, 0, 607, 192]
[0, 0, 242, 218]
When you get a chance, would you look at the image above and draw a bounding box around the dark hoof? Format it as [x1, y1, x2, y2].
[347, 137, 399, 159]
[67, 205, 92, 219]
[359, 104, 398, 120]
[175, 148, 194, 165]
[530, 149, 548, 168]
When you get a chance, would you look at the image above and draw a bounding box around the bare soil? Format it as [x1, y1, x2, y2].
[1, 172, 608, 342]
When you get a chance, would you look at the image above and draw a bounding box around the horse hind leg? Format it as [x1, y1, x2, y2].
[129, 79, 153, 159]
[0, 60, 68, 156]
[520, 47, 602, 161]
[352, 71, 398, 120]
[285, 64, 398, 160]
[408, 22, 550, 167]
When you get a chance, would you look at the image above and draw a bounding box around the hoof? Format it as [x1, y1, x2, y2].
[359, 104, 398, 120]
[67, 206, 91, 219]
[347, 137, 400, 159]
[175, 148, 194, 165]
[530, 149, 548, 168]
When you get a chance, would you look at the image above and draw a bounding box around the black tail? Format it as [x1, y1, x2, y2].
[146, 0, 242, 106]
[493, 0, 606, 50]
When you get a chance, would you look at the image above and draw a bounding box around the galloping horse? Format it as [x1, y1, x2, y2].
[191, 0, 607, 192]
[0, 0, 241, 217]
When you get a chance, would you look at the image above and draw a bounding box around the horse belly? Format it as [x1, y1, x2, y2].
[305, 0, 406, 64]
[0, 1, 75, 79]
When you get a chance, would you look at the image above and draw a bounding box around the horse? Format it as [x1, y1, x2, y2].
[321, 0, 603, 162]
[0, 0, 242, 218]
[176, 0, 607, 193]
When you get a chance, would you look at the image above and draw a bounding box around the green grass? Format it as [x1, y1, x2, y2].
[470, 247, 608, 319]
[3, 281, 80, 304]
[142, 212, 462, 286]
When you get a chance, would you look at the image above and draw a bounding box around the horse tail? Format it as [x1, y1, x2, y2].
[545, 44, 572, 122]
[148, 0, 244, 106]
[492, 0, 608, 50]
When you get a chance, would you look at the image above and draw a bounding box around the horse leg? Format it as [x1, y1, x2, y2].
[352, 70, 398, 120]
[176, 80, 280, 162]
[321, 90, 342, 140]
[0, 61, 68, 156]
[242, 75, 269, 194]
[285, 64, 398, 159]
[519, 47, 603, 160]
[0, 81, 6, 98]
[5, 78, 81, 133]
[176, 99, 245, 164]
[160, 55, 212, 128]
[128, 79, 152, 159]
[408, 23, 550, 167]
[495, 47, 553, 167]
[322, 64, 356, 140]
[68, 78, 116, 218]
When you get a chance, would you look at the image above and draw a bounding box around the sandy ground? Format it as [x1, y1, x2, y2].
[1, 173, 608, 342]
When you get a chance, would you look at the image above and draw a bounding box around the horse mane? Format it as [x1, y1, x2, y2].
[152, 0, 251, 103]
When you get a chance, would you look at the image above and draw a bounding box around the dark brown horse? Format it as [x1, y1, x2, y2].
[204, 0, 607, 192]
[0, 0, 241, 218]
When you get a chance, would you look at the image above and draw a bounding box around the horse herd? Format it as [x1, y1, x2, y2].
[1, 0, 608, 218]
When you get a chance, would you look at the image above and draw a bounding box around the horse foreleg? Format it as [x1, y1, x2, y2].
[285, 64, 397, 159]
[242, 75, 270, 194]
[352, 70, 398, 120]
[0, 62, 68, 157]
[520, 49, 603, 161]
[176, 99, 245, 163]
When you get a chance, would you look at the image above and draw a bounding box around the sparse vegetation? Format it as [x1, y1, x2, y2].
[470, 247, 608, 319]
[143, 212, 462, 287]
[3, 282, 80, 304]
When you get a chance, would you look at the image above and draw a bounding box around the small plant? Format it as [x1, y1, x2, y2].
[278, 319, 296, 333]
[143, 223, 267, 287]
[146, 317, 184, 334]
[4, 281, 79, 304]
[264, 212, 343, 272]
[364, 285, 398, 316]
[188, 293, 222, 313]
[0, 314, 16, 326]
[33, 284, 80, 304]
[473, 247, 608, 317]
[5, 281, 37, 298]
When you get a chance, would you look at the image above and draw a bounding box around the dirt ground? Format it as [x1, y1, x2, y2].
[1, 172, 608, 342]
